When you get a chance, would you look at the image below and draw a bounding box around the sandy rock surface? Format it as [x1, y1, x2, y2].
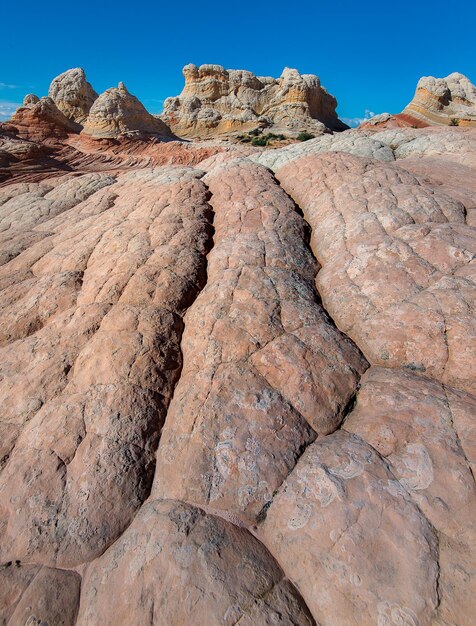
[152, 159, 367, 522]
[77, 499, 314, 625]
[0, 119, 475, 625]
[48, 68, 98, 125]
[82, 82, 171, 139]
[274, 149, 475, 394]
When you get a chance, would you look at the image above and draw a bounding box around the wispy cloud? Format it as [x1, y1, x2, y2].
[0, 82, 19, 90]
[0, 100, 20, 121]
[341, 109, 376, 128]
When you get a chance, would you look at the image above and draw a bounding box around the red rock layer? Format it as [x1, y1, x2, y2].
[360, 112, 430, 129]
[0, 125, 230, 187]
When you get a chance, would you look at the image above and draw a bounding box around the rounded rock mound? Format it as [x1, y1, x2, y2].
[48, 67, 98, 124]
[82, 82, 172, 139]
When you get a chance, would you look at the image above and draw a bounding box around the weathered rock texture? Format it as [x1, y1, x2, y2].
[82, 82, 171, 139]
[273, 150, 476, 394]
[76, 499, 314, 625]
[48, 68, 98, 124]
[152, 159, 367, 522]
[259, 429, 439, 625]
[1, 562, 81, 626]
[0, 101, 475, 626]
[161, 64, 346, 137]
[362, 72, 476, 128]
[404, 73, 476, 126]
[9, 97, 81, 141]
[344, 366, 476, 626]
[0, 167, 214, 567]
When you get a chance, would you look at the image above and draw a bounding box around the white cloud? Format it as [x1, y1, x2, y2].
[342, 109, 376, 128]
[0, 100, 20, 121]
[0, 82, 19, 89]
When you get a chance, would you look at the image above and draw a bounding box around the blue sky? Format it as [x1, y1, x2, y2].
[1, 0, 475, 126]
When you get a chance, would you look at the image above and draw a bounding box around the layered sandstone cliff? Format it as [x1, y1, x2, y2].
[404, 72, 476, 126]
[10, 96, 81, 141]
[161, 64, 347, 137]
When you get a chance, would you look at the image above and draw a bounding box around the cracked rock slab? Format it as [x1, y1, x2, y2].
[0, 166, 213, 567]
[275, 151, 476, 394]
[152, 160, 367, 523]
[259, 430, 439, 626]
[345, 366, 476, 626]
[77, 499, 315, 626]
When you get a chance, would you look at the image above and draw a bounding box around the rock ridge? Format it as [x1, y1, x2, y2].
[161, 63, 347, 137]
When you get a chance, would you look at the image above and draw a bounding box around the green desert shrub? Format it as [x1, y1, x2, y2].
[449, 118, 460, 126]
[251, 136, 269, 146]
[297, 131, 315, 141]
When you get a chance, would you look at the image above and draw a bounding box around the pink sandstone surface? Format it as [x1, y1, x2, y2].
[0, 68, 475, 626]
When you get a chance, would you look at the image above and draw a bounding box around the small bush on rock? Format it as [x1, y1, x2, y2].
[251, 136, 269, 146]
[297, 131, 315, 141]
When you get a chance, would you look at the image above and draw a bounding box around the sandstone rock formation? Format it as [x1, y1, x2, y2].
[22, 94, 39, 106]
[345, 366, 476, 626]
[362, 72, 476, 128]
[0, 124, 44, 168]
[161, 64, 347, 137]
[152, 159, 367, 522]
[259, 429, 439, 625]
[82, 82, 171, 139]
[404, 72, 476, 126]
[48, 67, 98, 124]
[1, 562, 81, 625]
[0, 73, 475, 625]
[76, 499, 314, 625]
[9, 68, 173, 142]
[9, 97, 81, 141]
[273, 149, 475, 394]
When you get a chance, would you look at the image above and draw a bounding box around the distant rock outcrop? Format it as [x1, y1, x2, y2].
[361, 72, 476, 129]
[161, 64, 347, 138]
[10, 96, 81, 141]
[48, 68, 98, 124]
[82, 82, 171, 139]
[23, 94, 39, 106]
[404, 72, 476, 126]
[12, 68, 172, 140]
